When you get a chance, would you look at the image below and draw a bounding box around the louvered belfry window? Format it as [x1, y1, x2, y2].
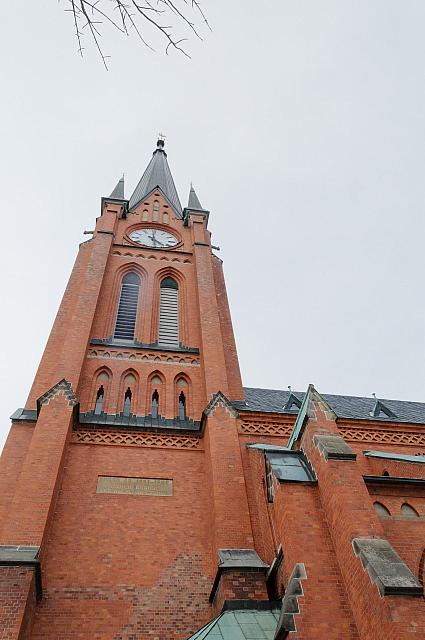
[114, 272, 140, 341]
[158, 277, 179, 347]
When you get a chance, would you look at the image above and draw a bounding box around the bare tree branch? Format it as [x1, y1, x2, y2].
[62, 0, 210, 67]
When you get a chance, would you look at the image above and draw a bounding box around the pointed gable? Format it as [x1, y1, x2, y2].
[129, 139, 182, 216]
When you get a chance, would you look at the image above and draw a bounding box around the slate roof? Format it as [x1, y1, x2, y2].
[128, 140, 182, 216]
[109, 176, 125, 199]
[235, 387, 425, 425]
[187, 609, 280, 640]
[188, 184, 205, 210]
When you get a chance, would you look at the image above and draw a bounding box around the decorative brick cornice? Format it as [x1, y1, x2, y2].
[37, 379, 78, 412]
[338, 426, 425, 448]
[203, 391, 239, 418]
[239, 420, 292, 437]
[72, 430, 201, 450]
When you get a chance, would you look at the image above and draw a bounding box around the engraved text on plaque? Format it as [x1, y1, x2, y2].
[97, 476, 173, 496]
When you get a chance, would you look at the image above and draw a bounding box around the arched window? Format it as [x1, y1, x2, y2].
[94, 385, 104, 415]
[175, 376, 189, 420]
[114, 272, 140, 341]
[178, 391, 186, 420]
[158, 277, 179, 347]
[152, 389, 159, 419]
[153, 200, 159, 222]
[401, 503, 420, 518]
[92, 370, 110, 414]
[123, 388, 132, 417]
[163, 211, 169, 224]
[374, 501, 391, 518]
[142, 209, 149, 221]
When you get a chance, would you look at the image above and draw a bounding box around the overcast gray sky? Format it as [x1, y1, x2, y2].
[1, 1, 425, 451]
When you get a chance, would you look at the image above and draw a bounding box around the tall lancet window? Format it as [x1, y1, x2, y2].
[123, 388, 132, 417]
[94, 386, 105, 415]
[114, 272, 140, 341]
[158, 277, 179, 347]
[152, 390, 160, 419]
[178, 391, 186, 420]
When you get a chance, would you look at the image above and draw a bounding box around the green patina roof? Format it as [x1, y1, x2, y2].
[187, 609, 280, 640]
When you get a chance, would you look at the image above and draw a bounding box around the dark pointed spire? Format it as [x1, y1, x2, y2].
[188, 184, 204, 210]
[109, 175, 125, 200]
[128, 138, 182, 216]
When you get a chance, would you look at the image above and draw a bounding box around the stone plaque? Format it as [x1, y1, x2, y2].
[97, 476, 173, 496]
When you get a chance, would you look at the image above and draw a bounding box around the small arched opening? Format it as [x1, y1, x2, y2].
[374, 501, 391, 518]
[401, 503, 420, 518]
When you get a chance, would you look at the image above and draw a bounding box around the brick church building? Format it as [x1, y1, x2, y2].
[1, 138, 425, 639]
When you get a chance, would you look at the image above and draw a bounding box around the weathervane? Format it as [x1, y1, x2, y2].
[158, 132, 166, 142]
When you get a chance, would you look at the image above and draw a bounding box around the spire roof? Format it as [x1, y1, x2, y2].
[109, 176, 125, 200]
[187, 184, 204, 210]
[129, 139, 182, 216]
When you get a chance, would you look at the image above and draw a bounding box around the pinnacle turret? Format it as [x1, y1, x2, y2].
[187, 184, 204, 210]
[109, 175, 125, 200]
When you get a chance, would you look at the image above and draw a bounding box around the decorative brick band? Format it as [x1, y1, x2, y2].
[339, 426, 425, 447]
[112, 249, 192, 264]
[87, 348, 199, 366]
[239, 421, 292, 437]
[72, 430, 201, 450]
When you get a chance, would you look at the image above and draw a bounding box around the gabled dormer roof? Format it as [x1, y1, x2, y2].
[283, 392, 302, 412]
[128, 139, 182, 216]
[369, 398, 397, 419]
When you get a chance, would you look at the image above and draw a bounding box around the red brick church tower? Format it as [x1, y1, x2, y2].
[1, 138, 425, 640]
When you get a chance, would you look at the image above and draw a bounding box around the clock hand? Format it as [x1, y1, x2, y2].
[148, 234, 162, 247]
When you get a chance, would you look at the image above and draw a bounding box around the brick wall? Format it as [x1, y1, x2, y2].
[0, 567, 35, 640]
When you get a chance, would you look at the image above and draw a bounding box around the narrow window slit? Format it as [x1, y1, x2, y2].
[123, 388, 132, 417]
[152, 390, 159, 419]
[178, 391, 186, 420]
[94, 385, 104, 415]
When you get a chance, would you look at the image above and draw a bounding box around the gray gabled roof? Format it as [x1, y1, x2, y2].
[128, 139, 182, 216]
[109, 176, 125, 199]
[235, 387, 425, 425]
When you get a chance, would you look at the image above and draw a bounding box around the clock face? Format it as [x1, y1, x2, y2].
[129, 228, 179, 248]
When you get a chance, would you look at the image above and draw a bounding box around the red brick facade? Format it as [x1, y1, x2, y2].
[1, 144, 424, 639]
